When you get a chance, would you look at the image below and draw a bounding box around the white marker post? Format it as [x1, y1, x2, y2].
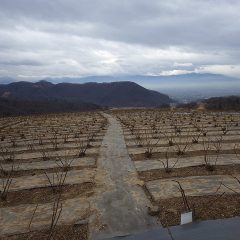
[181, 211, 193, 225]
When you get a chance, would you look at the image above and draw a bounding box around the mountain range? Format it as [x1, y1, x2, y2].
[0, 81, 171, 116]
[1, 73, 239, 89]
[0, 73, 239, 106]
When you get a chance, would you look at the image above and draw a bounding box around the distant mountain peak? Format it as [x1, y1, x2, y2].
[37, 79, 52, 83]
[35, 80, 53, 85]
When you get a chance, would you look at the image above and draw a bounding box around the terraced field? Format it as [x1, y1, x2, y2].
[0, 112, 107, 239]
[1, 109, 240, 239]
[114, 109, 240, 227]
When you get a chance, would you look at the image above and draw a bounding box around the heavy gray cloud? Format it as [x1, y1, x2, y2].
[0, 0, 240, 80]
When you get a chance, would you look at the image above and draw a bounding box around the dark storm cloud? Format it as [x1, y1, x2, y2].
[0, 0, 240, 79]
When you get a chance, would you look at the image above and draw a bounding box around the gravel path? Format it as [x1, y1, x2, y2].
[90, 113, 157, 239]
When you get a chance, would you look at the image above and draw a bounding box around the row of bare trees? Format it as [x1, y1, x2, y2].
[116, 109, 240, 174]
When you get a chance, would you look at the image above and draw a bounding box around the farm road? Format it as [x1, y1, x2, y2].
[89, 113, 157, 239]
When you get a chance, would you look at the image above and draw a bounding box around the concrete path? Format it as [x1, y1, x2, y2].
[90, 113, 157, 239]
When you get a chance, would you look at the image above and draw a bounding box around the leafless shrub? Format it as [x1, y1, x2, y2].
[10, 137, 17, 148]
[193, 182, 226, 217]
[0, 162, 18, 201]
[25, 137, 35, 151]
[1, 133, 5, 141]
[86, 131, 96, 146]
[133, 129, 144, 147]
[76, 138, 88, 157]
[193, 121, 208, 137]
[28, 204, 39, 232]
[191, 131, 202, 144]
[232, 175, 240, 185]
[222, 175, 240, 194]
[50, 130, 62, 151]
[143, 129, 161, 158]
[221, 119, 231, 135]
[173, 180, 191, 212]
[20, 133, 25, 139]
[234, 143, 240, 161]
[160, 147, 179, 173]
[63, 133, 69, 144]
[212, 136, 223, 154]
[38, 134, 44, 146]
[47, 194, 63, 240]
[0, 147, 15, 163]
[173, 129, 193, 156]
[159, 117, 176, 147]
[202, 137, 219, 171]
[55, 153, 75, 172]
[202, 139, 215, 171]
[28, 142, 35, 151]
[40, 147, 50, 161]
[44, 169, 68, 194]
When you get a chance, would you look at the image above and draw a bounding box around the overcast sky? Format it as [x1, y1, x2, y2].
[0, 0, 240, 80]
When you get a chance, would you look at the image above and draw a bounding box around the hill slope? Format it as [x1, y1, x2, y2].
[0, 81, 171, 108]
[0, 98, 101, 117]
[205, 96, 240, 111]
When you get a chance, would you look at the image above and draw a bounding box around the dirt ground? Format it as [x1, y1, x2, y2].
[155, 194, 240, 227]
[138, 164, 240, 182]
[114, 109, 240, 228]
[0, 182, 95, 208]
[0, 224, 88, 240]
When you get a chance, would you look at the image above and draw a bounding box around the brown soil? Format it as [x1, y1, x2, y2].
[1, 153, 99, 164]
[139, 164, 240, 182]
[0, 224, 88, 240]
[155, 194, 240, 227]
[0, 165, 96, 178]
[0, 182, 95, 207]
[5, 144, 101, 156]
[130, 149, 239, 161]
[123, 130, 240, 137]
[127, 138, 240, 149]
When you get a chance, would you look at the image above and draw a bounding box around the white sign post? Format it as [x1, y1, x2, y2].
[181, 211, 193, 225]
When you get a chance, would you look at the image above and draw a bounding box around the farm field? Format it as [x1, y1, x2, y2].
[0, 112, 107, 239]
[1, 0, 240, 239]
[1, 108, 240, 239]
[114, 109, 240, 227]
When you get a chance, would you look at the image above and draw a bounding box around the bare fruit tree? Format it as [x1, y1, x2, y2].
[0, 162, 18, 201]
